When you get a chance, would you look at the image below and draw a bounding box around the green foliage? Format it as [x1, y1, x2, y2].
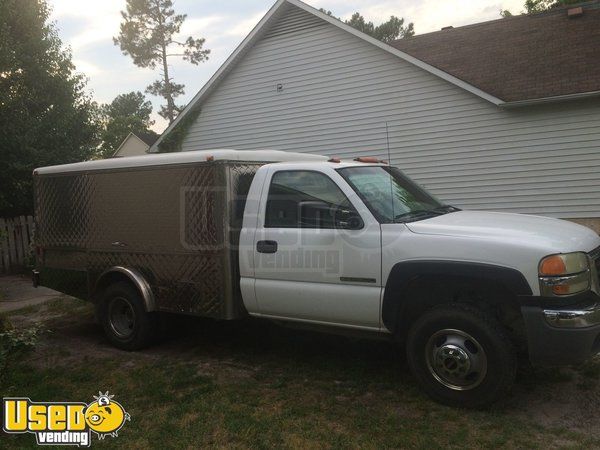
[502, 0, 582, 16]
[0, 317, 41, 383]
[99, 91, 157, 158]
[157, 105, 201, 153]
[0, 0, 101, 217]
[114, 0, 210, 123]
[319, 8, 415, 43]
[525, 0, 582, 12]
[345, 13, 414, 42]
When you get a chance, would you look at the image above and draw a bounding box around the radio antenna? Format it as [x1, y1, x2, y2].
[385, 122, 395, 220]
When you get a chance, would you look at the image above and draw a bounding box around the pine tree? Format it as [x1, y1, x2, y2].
[114, 0, 210, 123]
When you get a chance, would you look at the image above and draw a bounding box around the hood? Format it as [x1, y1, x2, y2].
[405, 211, 600, 253]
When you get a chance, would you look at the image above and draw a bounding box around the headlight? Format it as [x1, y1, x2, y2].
[539, 252, 590, 296]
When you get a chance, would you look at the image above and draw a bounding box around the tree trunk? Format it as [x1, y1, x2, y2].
[156, 2, 175, 124]
[161, 43, 175, 124]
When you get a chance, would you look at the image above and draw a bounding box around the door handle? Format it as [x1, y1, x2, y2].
[257, 240, 278, 253]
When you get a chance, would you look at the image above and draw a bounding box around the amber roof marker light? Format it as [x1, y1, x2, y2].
[353, 156, 379, 163]
[353, 156, 388, 164]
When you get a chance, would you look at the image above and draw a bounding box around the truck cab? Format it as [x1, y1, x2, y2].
[33, 150, 600, 408]
[239, 158, 600, 406]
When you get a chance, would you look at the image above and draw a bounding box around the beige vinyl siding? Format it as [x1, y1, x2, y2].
[114, 134, 150, 157]
[181, 4, 600, 219]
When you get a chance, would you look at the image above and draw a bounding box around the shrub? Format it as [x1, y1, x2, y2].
[0, 316, 42, 383]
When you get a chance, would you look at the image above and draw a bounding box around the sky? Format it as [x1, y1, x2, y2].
[47, 0, 524, 132]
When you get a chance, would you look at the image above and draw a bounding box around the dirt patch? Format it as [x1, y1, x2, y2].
[9, 298, 271, 385]
[509, 362, 600, 437]
[0, 274, 62, 313]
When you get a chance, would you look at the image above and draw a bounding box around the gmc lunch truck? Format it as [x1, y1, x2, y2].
[33, 150, 600, 407]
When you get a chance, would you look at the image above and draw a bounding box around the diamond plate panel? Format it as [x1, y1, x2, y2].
[87, 251, 225, 317]
[34, 173, 92, 248]
[180, 164, 227, 250]
[33, 161, 257, 318]
[228, 163, 262, 247]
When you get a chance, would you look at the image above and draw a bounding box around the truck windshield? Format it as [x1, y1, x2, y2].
[337, 166, 457, 223]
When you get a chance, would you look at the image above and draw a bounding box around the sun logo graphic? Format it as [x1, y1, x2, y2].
[2, 392, 130, 446]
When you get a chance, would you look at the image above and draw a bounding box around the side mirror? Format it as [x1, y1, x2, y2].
[298, 201, 333, 228]
[334, 208, 364, 230]
[297, 201, 363, 229]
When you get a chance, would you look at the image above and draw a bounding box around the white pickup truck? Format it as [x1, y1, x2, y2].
[33, 150, 600, 407]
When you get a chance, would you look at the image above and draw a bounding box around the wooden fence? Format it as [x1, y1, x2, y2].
[0, 216, 34, 274]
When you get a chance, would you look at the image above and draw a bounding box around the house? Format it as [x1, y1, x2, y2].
[149, 0, 600, 232]
[113, 131, 159, 157]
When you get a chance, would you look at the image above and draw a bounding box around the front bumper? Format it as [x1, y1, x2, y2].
[544, 302, 600, 328]
[522, 291, 600, 366]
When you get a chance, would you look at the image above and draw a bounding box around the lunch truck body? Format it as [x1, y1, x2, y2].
[33, 150, 600, 407]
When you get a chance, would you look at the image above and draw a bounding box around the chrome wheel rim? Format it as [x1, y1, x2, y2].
[108, 297, 136, 339]
[425, 329, 487, 391]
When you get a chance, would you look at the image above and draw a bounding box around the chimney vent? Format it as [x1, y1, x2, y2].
[441, 26, 453, 30]
[567, 7, 583, 18]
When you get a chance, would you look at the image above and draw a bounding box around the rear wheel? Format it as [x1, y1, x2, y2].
[97, 282, 158, 351]
[406, 303, 516, 408]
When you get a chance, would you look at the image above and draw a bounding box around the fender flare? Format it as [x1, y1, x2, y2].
[381, 260, 533, 334]
[95, 266, 157, 312]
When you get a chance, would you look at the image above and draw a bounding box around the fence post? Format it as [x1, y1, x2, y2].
[6, 218, 18, 269]
[19, 216, 30, 265]
[27, 216, 35, 254]
[14, 218, 24, 266]
[0, 218, 8, 273]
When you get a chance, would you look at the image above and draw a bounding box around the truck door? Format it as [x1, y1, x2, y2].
[252, 167, 382, 329]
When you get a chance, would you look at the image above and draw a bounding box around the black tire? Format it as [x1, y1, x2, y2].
[406, 303, 516, 409]
[97, 281, 158, 351]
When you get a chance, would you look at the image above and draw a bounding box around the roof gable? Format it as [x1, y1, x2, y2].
[150, 0, 503, 152]
[114, 132, 159, 157]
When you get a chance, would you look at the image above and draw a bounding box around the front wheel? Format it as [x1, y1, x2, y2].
[97, 282, 158, 351]
[406, 303, 516, 408]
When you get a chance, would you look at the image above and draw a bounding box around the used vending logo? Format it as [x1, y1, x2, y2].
[2, 392, 130, 446]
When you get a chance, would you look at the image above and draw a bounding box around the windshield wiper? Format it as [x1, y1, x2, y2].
[431, 205, 461, 213]
[394, 209, 442, 223]
[394, 205, 460, 223]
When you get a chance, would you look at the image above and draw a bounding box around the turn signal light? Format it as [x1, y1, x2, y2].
[552, 284, 571, 295]
[539, 252, 591, 297]
[539, 255, 567, 276]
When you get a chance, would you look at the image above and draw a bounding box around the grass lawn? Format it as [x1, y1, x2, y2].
[2, 297, 600, 449]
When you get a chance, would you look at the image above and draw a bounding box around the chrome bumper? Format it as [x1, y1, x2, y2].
[544, 302, 600, 328]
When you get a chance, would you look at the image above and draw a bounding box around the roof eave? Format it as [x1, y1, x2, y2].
[286, 0, 504, 106]
[499, 90, 600, 108]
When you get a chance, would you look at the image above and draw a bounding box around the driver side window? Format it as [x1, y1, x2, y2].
[265, 171, 361, 229]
